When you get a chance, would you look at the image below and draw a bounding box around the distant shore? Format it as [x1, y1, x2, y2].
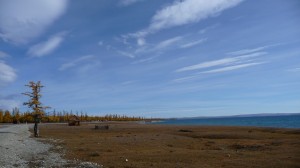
[39, 122, 300, 168]
[153, 114, 300, 128]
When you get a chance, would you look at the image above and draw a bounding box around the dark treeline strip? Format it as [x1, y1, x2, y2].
[0, 108, 145, 123]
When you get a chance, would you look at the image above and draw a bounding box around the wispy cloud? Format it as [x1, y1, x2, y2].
[137, 38, 146, 46]
[287, 67, 300, 72]
[27, 32, 66, 57]
[131, 57, 156, 64]
[117, 36, 183, 58]
[176, 52, 266, 72]
[59, 55, 99, 71]
[149, 0, 243, 32]
[176, 57, 235, 72]
[0, 51, 9, 59]
[172, 75, 201, 83]
[118, 0, 144, 6]
[201, 62, 264, 73]
[0, 0, 68, 44]
[0, 60, 17, 84]
[180, 38, 207, 48]
[0, 98, 20, 110]
[155, 36, 183, 50]
[98, 41, 104, 46]
[117, 50, 135, 58]
[127, 0, 243, 41]
[121, 80, 136, 85]
[198, 24, 219, 34]
[228, 46, 268, 55]
[227, 44, 280, 55]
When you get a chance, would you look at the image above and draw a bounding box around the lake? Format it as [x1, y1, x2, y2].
[155, 114, 300, 128]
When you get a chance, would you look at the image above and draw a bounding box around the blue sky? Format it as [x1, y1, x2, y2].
[0, 0, 299, 118]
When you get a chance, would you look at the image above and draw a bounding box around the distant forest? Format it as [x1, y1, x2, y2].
[0, 108, 145, 123]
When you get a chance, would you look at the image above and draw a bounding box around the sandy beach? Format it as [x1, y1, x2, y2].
[38, 122, 300, 168]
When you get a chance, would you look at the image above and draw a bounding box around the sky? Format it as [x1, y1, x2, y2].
[0, 0, 299, 118]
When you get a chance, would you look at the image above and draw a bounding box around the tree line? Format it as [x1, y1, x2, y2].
[0, 81, 145, 124]
[0, 108, 144, 123]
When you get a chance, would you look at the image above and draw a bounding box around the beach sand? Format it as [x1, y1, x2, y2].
[39, 122, 300, 168]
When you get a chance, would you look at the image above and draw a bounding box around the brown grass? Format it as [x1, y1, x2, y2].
[39, 122, 300, 168]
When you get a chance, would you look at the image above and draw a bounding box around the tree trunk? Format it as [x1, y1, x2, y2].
[34, 122, 39, 137]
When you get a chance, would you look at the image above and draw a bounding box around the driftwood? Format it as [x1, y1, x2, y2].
[95, 125, 109, 130]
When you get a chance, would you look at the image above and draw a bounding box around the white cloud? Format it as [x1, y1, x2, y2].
[0, 61, 17, 84]
[180, 38, 207, 48]
[0, 0, 68, 44]
[176, 52, 266, 72]
[149, 0, 243, 33]
[119, 0, 144, 6]
[120, 0, 243, 59]
[201, 62, 264, 73]
[27, 32, 66, 57]
[59, 55, 98, 71]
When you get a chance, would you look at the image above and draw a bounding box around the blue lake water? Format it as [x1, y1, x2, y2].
[155, 114, 300, 128]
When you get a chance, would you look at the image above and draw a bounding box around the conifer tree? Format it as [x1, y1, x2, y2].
[3, 110, 12, 123]
[0, 110, 3, 123]
[22, 81, 49, 137]
[12, 107, 20, 124]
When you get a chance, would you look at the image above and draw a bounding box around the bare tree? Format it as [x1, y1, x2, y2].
[22, 81, 50, 137]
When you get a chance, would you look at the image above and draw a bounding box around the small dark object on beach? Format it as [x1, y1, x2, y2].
[89, 152, 100, 157]
[179, 129, 193, 132]
[95, 125, 109, 130]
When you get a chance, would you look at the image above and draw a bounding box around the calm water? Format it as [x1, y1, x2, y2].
[155, 114, 300, 128]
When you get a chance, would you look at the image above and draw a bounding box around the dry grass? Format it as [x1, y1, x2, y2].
[39, 122, 300, 168]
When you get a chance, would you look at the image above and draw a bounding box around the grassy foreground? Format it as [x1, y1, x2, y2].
[39, 122, 300, 168]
